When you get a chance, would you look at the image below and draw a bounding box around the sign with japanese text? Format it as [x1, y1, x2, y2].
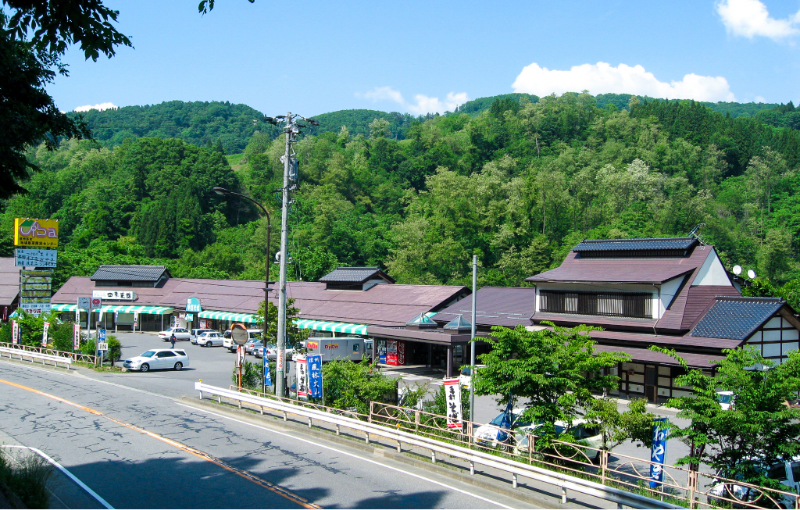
[15, 248, 57, 268]
[73, 323, 81, 350]
[42, 322, 49, 347]
[443, 378, 462, 429]
[307, 355, 322, 399]
[133, 312, 139, 329]
[295, 355, 308, 400]
[19, 269, 52, 316]
[77, 297, 91, 311]
[11, 320, 19, 345]
[14, 218, 58, 248]
[649, 418, 669, 489]
[92, 290, 135, 301]
[186, 298, 202, 313]
[263, 361, 272, 387]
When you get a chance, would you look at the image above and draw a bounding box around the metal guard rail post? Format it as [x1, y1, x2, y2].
[0, 347, 72, 369]
[195, 382, 681, 509]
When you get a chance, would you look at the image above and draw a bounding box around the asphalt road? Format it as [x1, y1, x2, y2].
[0, 345, 537, 509]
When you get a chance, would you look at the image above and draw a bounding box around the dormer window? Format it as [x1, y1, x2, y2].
[540, 290, 652, 319]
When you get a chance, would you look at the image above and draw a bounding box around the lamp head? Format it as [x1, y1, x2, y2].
[213, 186, 230, 196]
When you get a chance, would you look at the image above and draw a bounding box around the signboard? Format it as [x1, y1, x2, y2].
[307, 355, 322, 399]
[42, 322, 50, 347]
[443, 378, 463, 429]
[11, 320, 19, 345]
[73, 323, 81, 350]
[98, 328, 106, 342]
[19, 269, 52, 316]
[649, 418, 669, 489]
[295, 355, 308, 400]
[179, 312, 194, 321]
[186, 298, 202, 313]
[98, 342, 109, 351]
[14, 218, 59, 248]
[263, 360, 272, 387]
[15, 248, 57, 268]
[236, 345, 246, 367]
[92, 290, 135, 301]
[91, 297, 102, 309]
[133, 312, 139, 329]
[77, 297, 92, 312]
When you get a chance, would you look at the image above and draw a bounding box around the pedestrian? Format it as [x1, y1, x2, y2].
[170, 333, 176, 348]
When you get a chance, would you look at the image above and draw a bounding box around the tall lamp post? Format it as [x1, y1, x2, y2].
[213, 187, 273, 393]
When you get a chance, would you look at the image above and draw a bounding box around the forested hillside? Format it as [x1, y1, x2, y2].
[4, 92, 799, 301]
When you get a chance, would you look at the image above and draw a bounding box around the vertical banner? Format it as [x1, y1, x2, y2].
[650, 417, 669, 489]
[236, 345, 246, 367]
[295, 355, 308, 400]
[42, 322, 50, 347]
[443, 378, 463, 429]
[133, 312, 139, 331]
[73, 323, 81, 350]
[11, 320, 19, 345]
[263, 358, 272, 387]
[307, 355, 322, 399]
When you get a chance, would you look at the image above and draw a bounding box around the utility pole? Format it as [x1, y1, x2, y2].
[469, 254, 477, 423]
[266, 112, 318, 398]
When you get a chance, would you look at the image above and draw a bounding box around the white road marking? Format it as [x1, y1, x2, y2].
[175, 402, 514, 509]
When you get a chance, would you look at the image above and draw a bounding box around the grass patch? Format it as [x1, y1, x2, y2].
[0, 448, 53, 509]
[226, 153, 244, 171]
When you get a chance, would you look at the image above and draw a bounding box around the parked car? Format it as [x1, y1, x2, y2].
[716, 390, 735, 410]
[123, 349, 190, 372]
[226, 329, 262, 352]
[197, 331, 224, 347]
[473, 408, 529, 448]
[256, 343, 295, 360]
[708, 456, 800, 508]
[244, 339, 263, 355]
[512, 419, 603, 461]
[458, 364, 486, 390]
[158, 327, 191, 341]
[190, 328, 215, 344]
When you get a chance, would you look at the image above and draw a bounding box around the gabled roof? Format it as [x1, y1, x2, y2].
[573, 237, 698, 253]
[690, 297, 785, 340]
[91, 265, 170, 283]
[526, 250, 698, 284]
[319, 267, 395, 284]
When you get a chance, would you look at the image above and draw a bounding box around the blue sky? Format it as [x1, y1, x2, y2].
[50, 0, 800, 116]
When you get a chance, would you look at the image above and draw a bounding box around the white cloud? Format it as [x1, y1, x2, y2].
[511, 62, 736, 102]
[716, 0, 800, 40]
[359, 87, 468, 115]
[755, 95, 767, 103]
[74, 102, 118, 112]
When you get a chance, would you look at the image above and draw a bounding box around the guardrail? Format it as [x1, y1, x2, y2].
[0, 346, 72, 369]
[195, 382, 681, 509]
[0, 343, 96, 365]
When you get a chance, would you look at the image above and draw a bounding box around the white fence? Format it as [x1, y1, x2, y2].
[195, 382, 681, 509]
[0, 346, 72, 368]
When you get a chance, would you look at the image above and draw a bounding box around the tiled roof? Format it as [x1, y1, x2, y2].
[526, 244, 712, 284]
[690, 297, 785, 340]
[434, 287, 536, 328]
[594, 344, 720, 369]
[91, 265, 169, 283]
[318, 267, 395, 284]
[0, 258, 21, 306]
[573, 237, 698, 252]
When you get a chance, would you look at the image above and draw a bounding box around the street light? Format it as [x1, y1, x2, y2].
[213, 186, 274, 393]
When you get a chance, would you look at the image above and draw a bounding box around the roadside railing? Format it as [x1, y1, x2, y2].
[196, 382, 681, 509]
[0, 343, 96, 365]
[0, 346, 72, 369]
[370, 402, 800, 509]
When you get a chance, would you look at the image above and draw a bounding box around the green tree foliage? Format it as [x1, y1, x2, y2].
[321, 358, 397, 415]
[255, 298, 306, 347]
[651, 346, 800, 489]
[473, 323, 629, 427]
[584, 397, 655, 450]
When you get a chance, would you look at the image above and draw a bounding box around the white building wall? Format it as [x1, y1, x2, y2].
[692, 250, 731, 286]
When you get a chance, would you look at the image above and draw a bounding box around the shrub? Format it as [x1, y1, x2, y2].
[0, 448, 53, 508]
[50, 323, 75, 352]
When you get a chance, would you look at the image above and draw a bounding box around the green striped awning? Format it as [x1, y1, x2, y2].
[293, 319, 368, 336]
[99, 305, 173, 315]
[198, 310, 258, 323]
[51, 304, 173, 315]
[52, 304, 78, 312]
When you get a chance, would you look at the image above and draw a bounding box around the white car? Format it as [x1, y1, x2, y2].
[197, 331, 224, 347]
[473, 408, 529, 448]
[158, 327, 191, 341]
[716, 390, 735, 410]
[257, 343, 295, 360]
[512, 419, 603, 461]
[708, 456, 800, 508]
[123, 349, 190, 372]
[190, 328, 215, 344]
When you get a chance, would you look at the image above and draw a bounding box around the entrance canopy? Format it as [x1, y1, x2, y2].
[51, 304, 173, 315]
[294, 319, 368, 336]
[198, 310, 258, 323]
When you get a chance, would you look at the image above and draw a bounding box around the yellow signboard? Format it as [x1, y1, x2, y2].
[14, 218, 59, 248]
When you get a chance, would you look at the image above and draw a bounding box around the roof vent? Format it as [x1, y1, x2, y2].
[406, 313, 438, 329]
[443, 314, 472, 333]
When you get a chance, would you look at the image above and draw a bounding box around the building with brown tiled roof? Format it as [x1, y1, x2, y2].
[0, 258, 21, 321]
